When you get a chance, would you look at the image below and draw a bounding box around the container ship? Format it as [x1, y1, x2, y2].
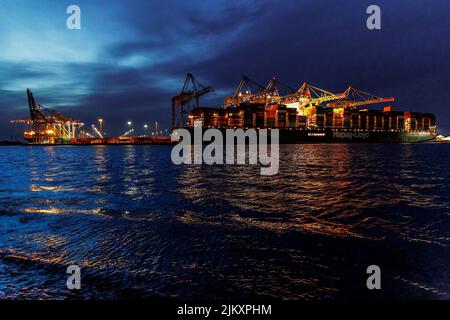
[173, 74, 437, 143]
[10, 75, 437, 145]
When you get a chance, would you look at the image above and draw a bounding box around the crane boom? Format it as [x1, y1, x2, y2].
[281, 82, 345, 107]
[224, 76, 266, 108]
[327, 86, 395, 109]
[224, 76, 295, 107]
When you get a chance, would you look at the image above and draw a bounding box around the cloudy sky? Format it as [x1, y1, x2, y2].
[0, 0, 449, 139]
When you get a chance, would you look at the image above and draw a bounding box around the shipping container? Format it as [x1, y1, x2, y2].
[276, 105, 287, 128]
[343, 108, 352, 129]
[421, 113, 435, 131]
[307, 106, 325, 128]
[298, 115, 307, 128]
[244, 107, 254, 128]
[404, 112, 419, 131]
[382, 112, 390, 130]
[430, 114, 437, 131]
[359, 110, 368, 130]
[333, 108, 344, 129]
[324, 108, 334, 128]
[217, 109, 228, 127]
[228, 108, 244, 128]
[350, 110, 360, 129]
[367, 110, 379, 130]
[266, 104, 277, 128]
[287, 108, 297, 128]
[375, 112, 383, 129]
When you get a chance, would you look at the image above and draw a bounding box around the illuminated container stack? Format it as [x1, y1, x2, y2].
[227, 108, 244, 128]
[342, 108, 352, 129]
[306, 106, 325, 129]
[332, 108, 344, 129]
[381, 109, 405, 130]
[405, 112, 419, 131]
[324, 108, 334, 129]
[351, 110, 360, 129]
[287, 108, 297, 128]
[188, 105, 436, 133]
[265, 105, 277, 127]
[183, 77, 437, 143]
[254, 105, 267, 128]
[276, 105, 287, 128]
[297, 115, 307, 129]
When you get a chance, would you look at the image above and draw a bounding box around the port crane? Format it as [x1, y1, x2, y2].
[224, 76, 295, 107]
[327, 86, 395, 109]
[279, 82, 345, 113]
[264, 77, 295, 96]
[11, 89, 83, 144]
[254, 77, 295, 105]
[223, 76, 266, 108]
[283, 82, 346, 104]
[172, 73, 213, 130]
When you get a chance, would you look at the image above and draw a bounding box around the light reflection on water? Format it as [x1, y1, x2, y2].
[0, 144, 449, 300]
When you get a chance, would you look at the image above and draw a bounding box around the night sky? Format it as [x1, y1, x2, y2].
[0, 0, 449, 139]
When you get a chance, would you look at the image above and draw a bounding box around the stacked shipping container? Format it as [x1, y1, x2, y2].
[188, 105, 436, 132]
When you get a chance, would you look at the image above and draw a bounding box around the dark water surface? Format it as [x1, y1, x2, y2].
[0, 144, 449, 300]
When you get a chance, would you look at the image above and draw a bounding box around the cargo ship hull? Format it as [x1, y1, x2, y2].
[186, 128, 436, 144]
[278, 129, 436, 143]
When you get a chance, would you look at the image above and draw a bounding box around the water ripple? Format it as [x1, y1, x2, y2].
[0, 144, 449, 299]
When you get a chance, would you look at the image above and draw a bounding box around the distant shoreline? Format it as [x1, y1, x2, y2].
[0, 141, 175, 146]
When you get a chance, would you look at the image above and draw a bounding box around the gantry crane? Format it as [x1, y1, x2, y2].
[280, 82, 346, 113]
[11, 89, 83, 144]
[223, 76, 266, 108]
[327, 86, 395, 109]
[252, 77, 295, 105]
[264, 77, 295, 97]
[224, 76, 295, 107]
[171, 73, 214, 129]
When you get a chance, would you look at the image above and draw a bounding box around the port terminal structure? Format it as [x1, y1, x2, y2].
[11, 89, 173, 145]
[10, 73, 437, 145]
[11, 89, 84, 144]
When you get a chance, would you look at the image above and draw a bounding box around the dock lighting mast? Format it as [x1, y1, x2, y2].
[144, 124, 148, 136]
[98, 118, 103, 136]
